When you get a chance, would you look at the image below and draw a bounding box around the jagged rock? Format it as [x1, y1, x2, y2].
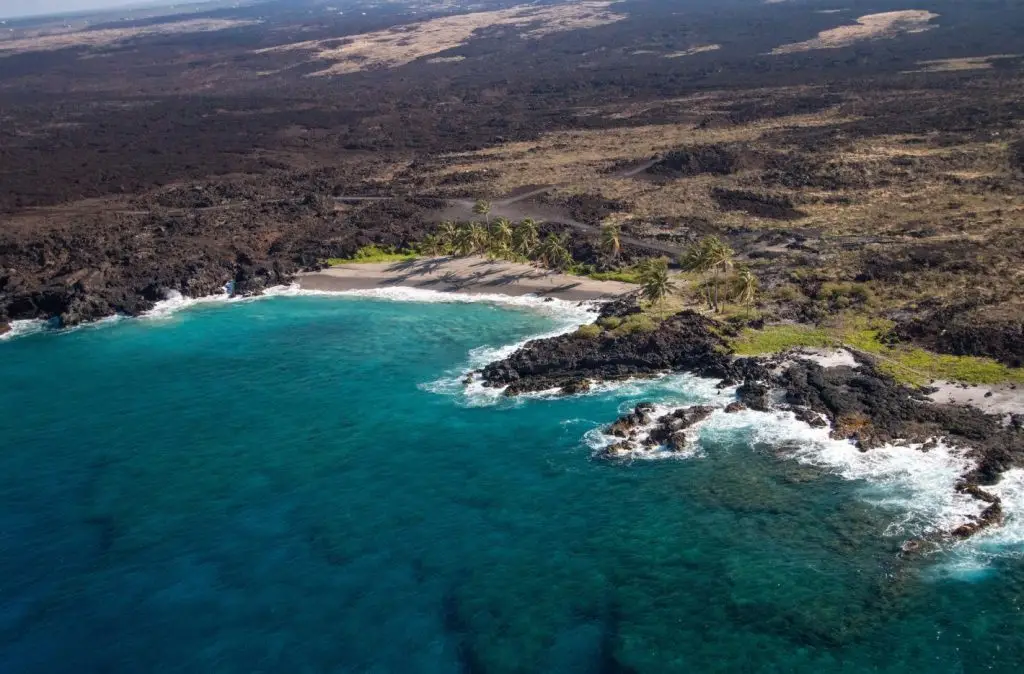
[724, 401, 746, 413]
[951, 500, 1004, 538]
[483, 311, 763, 394]
[646, 405, 713, 447]
[793, 408, 827, 428]
[737, 379, 770, 411]
[0, 322, 9, 336]
[667, 430, 688, 452]
[670, 405, 714, 427]
[597, 441, 634, 461]
[607, 402, 656, 437]
[561, 379, 591, 395]
[597, 293, 643, 320]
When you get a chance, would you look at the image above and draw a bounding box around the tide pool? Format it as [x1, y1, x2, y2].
[1, 295, 1022, 673]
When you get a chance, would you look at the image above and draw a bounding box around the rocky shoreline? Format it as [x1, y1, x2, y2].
[477, 298, 1024, 548]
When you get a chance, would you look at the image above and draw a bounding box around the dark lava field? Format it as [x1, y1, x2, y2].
[1, 0, 1022, 362]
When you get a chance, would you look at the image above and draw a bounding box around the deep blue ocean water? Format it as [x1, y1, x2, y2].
[1, 294, 1023, 673]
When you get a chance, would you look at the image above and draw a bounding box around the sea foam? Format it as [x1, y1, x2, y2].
[0, 318, 52, 341]
[573, 374, 1021, 569]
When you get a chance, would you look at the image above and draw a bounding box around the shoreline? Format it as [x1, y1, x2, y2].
[296, 256, 636, 302]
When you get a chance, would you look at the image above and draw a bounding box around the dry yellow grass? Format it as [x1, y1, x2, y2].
[664, 44, 721, 59]
[0, 19, 258, 55]
[907, 54, 1021, 73]
[431, 105, 852, 218]
[771, 10, 939, 55]
[260, 1, 625, 75]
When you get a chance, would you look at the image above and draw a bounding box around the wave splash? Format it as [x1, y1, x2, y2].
[0, 318, 52, 341]
[574, 374, 1021, 576]
[418, 293, 599, 406]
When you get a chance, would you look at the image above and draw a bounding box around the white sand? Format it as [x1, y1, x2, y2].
[793, 347, 860, 369]
[296, 256, 635, 301]
[927, 381, 1024, 417]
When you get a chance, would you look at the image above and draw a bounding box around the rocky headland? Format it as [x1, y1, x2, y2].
[477, 299, 1024, 546]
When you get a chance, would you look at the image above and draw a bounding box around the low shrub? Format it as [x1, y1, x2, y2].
[327, 245, 418, 265]
[613, 314, 657, 335]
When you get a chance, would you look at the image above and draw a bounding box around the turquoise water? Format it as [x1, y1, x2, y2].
[1, 295, 1023, 673]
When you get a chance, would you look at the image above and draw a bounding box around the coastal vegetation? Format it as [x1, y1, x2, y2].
[412, 218, 576, 270]
[599, 221, 622, 260]
[680, 236, 736, 313]
[326, 245, 419, 265]
[733, 318, 1024, 386]
[637, 258, 676, 306]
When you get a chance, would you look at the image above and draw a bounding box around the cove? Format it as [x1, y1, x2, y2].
[1, 295, 1022, 673]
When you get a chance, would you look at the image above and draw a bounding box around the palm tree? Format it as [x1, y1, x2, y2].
[638, 257, 676, 306]
[472, 199, 492, 225]
[705, 237, 735, 312]
[453, 223, 475, 256]
[512, 218, 540, 258]
[436, 221, 458, 253]
[734, 266, 759, 316]
[538, 233, 572, 270]
[489, 217, 513, 258]
[469, 222, 489, 253]
[419, 233, 446, 256]
[680, 236, 733, 312]
[680, 239, 715, 310]
[599, 221, 622, 260]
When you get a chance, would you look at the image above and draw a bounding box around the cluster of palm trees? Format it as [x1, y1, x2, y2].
[680, 235, 758, 313]
[617, 235, 761, 311]
[419, 217, 575, 270]
[419, 209, 758, 314]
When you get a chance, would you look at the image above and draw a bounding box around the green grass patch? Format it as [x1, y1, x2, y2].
[588, 268, 642, 284]
[574, 323, 603, 339]
[879, 348, 1024, 386]
[610, 314, 658, 336]
[732, 318, 1024, 385]
[326, 245, 418, 265]
[732, 324, 836, 356]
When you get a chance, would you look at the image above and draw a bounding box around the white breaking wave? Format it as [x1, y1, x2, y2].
[930, 467, 1024, 579]
[581, 376, 739, 461]
[2, 282, 599, 343]
[576, 374, 1022, 571]
[0, 318, 52, 341]
[418, 292, 600, 406]
[737, 410, 983, 538]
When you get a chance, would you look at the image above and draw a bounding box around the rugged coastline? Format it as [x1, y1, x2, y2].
[476, 296, 1024, 547]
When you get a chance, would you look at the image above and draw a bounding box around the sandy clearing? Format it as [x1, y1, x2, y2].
[927, 381, 1024, 417]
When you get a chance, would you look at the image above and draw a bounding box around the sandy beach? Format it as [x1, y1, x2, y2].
[297, 256, 636, 301]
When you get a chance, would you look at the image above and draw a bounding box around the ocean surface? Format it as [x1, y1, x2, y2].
[2, 291, 1023, 673]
